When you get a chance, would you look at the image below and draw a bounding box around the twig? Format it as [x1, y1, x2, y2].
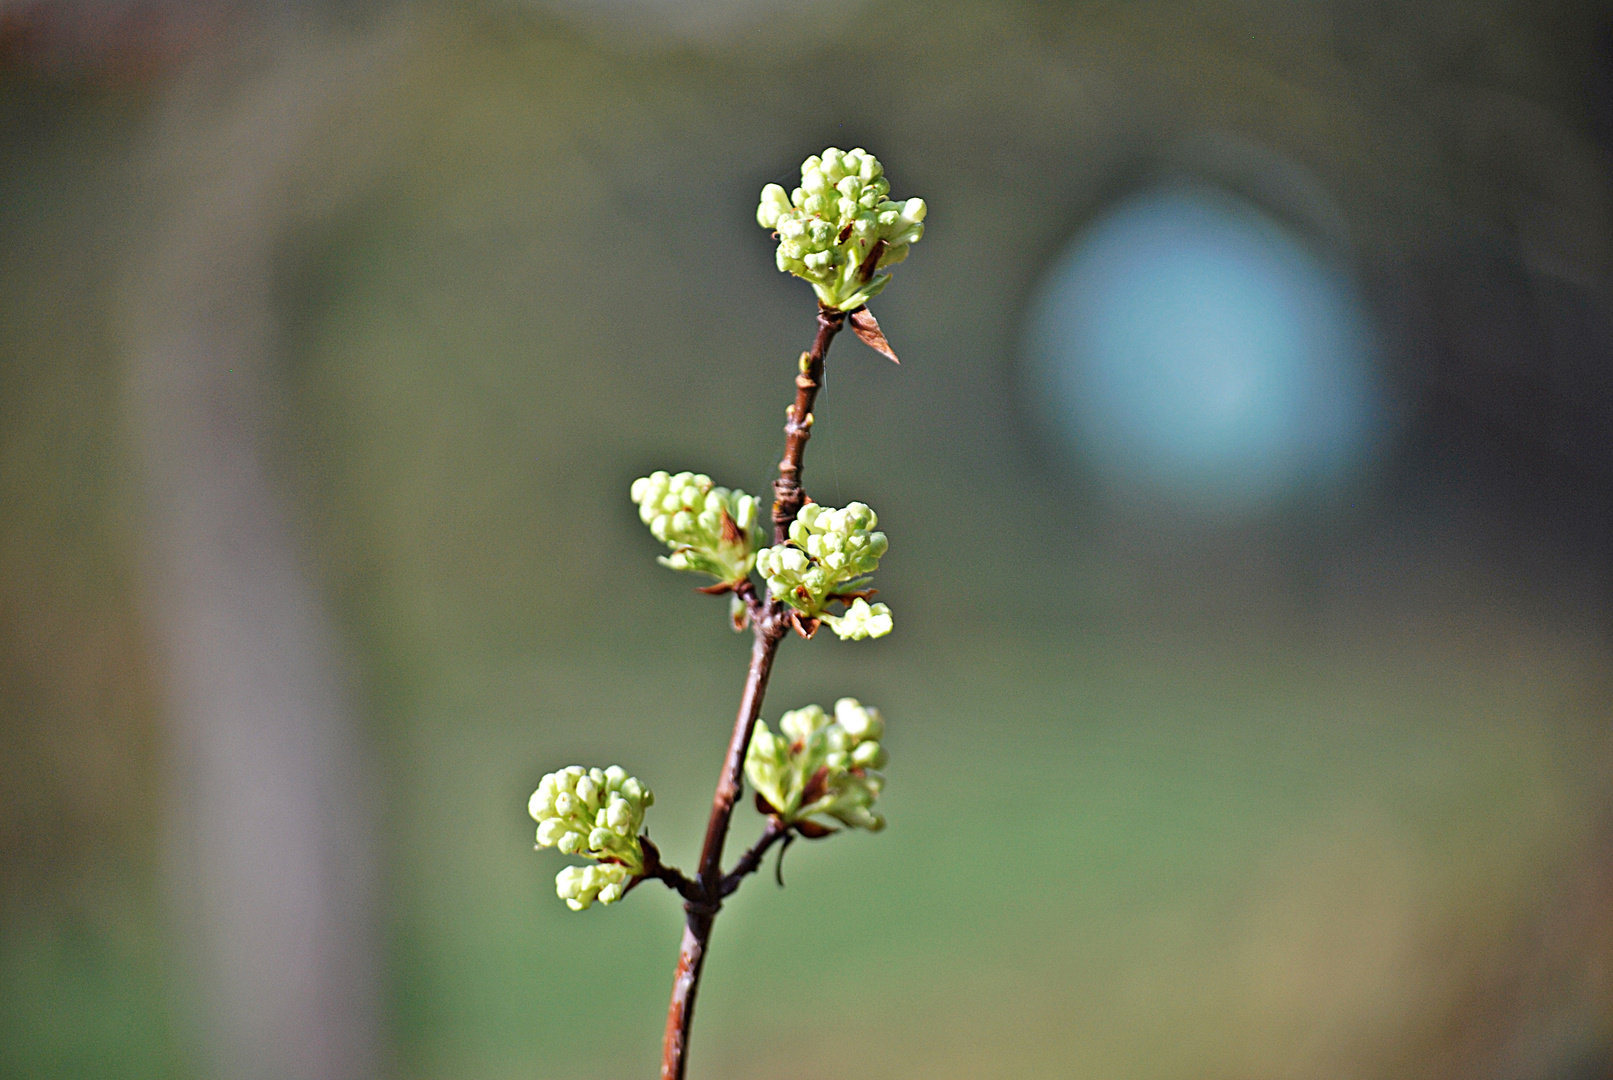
[772, 306, 846, 543]
[635, 837, 700, 903]
[659, 307, 846, 1080]
[719, 818, 788, 897]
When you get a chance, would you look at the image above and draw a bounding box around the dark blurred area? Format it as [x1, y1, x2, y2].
[4, 1, 1613, 1078]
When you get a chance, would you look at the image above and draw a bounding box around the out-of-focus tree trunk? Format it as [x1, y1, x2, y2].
[117, 24, 409, 1080]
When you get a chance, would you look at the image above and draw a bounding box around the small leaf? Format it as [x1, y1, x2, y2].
[849, 307, 899, 363]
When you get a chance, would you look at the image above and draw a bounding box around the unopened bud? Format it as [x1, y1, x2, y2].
[757, 147, 927, 310]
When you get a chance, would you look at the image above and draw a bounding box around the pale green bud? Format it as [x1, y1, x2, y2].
[745, 700, 891, 832]
[528, 785, 554, 819]
[555, 862, 631, 911]
[756, 500, 890, 630]
[757, 147, 927, 310]
[529, 765, 654, 907]
[852, 741, 887, 769]
[757, 183, 792, 228]
[823, 598, 894, 640]
[835, 697, 883, 741]
[780, 703, 827, 744]
[555, 864, 584, 895]
[631, 470, 766, 585]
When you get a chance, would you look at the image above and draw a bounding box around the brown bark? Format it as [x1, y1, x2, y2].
[659, 308, 846, 1080]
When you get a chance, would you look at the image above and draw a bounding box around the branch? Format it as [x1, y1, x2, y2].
[635, 837, 700, 903]
[719, 817, 788, 897]
[660, 309, 846, 1080]
[737, 577, 766, 624]
[771, 305, 847, 543]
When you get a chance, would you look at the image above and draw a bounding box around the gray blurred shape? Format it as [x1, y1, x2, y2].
[526, 0, 866, 48]
[116, 22, 406, 1080]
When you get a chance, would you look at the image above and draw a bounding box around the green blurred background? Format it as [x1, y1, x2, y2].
[3, 2, 1613, 1078]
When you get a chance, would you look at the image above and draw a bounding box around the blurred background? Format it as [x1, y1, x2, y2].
[4, 1, 1613, 1078]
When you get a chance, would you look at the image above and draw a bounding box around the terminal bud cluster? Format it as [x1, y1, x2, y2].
[528, 766, 654, 909]
[756, 502, 892, 639]
[631, 471, 765, 586]
[745, 699, 888, 833]
[757, 147, 926, 311]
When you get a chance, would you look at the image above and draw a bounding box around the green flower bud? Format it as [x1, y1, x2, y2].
[851, 740, 887, 769]
[535, 817, 568, 847]
[757, 183, 792, 228]
[756, 501, 891, 634]
[744, 699, 889, 833]
[757, 147, 927, 311]
[631, 470, 767, 585]
[834, 696, 884, 741]
[822, 598, 893, 641]
[780, 702, 827, 745]
[555, 862, 631, 911]
[530, 764, 654, 909]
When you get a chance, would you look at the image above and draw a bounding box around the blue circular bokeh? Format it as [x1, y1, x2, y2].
[1025, 185, 1382, 505]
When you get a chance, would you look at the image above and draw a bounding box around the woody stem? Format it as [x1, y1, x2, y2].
[658, 306, 846, 1080]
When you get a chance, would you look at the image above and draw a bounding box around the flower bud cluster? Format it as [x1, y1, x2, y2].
[555, 863, 630, 911]
[631, 471, 765, 585]
[757, 147, 927, 311]
[826, 597, 893, 641]
[745, 698, 888, 832]
[756, 502, 892, 639]
[528, 765, 654, 910]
